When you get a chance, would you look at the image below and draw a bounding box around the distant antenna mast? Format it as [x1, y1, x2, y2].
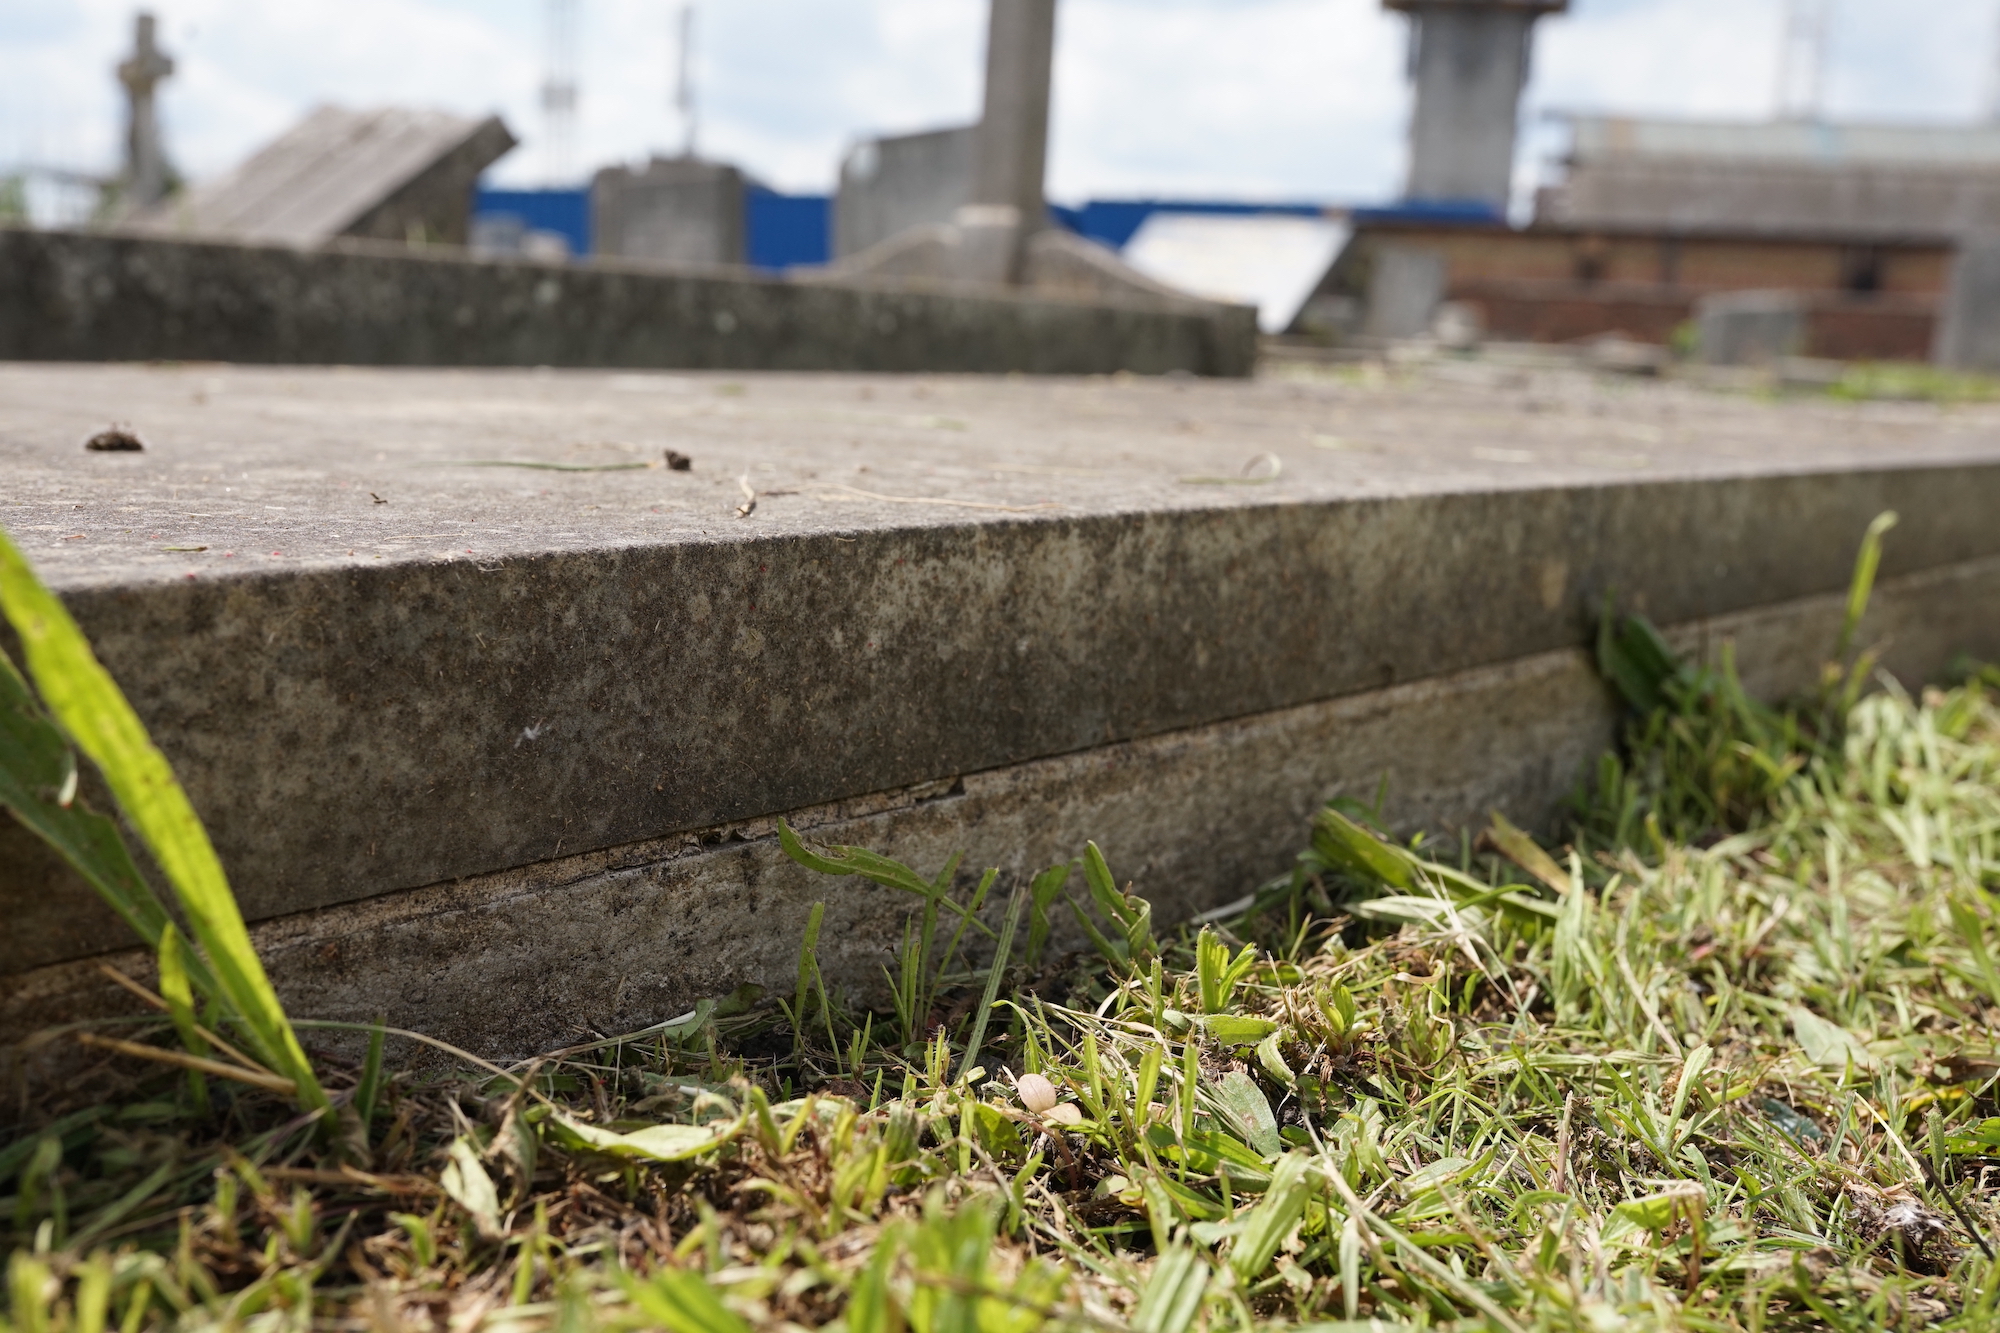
[542, 0, 579, 183]
[675, 3, 698, 159]
[1776, 0, 1830, 122]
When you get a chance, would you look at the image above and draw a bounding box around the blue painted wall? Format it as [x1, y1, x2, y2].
[472, 184, 832, 269]
[745, 187, 831, 270]
[469, 185, 1453, 269]
[1052, 199, 1326, 250]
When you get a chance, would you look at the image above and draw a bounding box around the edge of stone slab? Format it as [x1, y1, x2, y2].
[4, 551, 1991, 1098]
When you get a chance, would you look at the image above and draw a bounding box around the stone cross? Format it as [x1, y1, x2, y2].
[117, 11, 175, 210]
[956, 0, 1057, 284]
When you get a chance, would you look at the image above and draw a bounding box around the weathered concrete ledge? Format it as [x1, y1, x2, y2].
[9, 557, 1998, 1068]
[5, 362, 2000, 1062]
[0, 226, 1255, 376]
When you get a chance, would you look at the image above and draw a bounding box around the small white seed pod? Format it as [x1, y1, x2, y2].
[1045, 1103, 1084, 1127]
[1016, 1072, 1059, 1114]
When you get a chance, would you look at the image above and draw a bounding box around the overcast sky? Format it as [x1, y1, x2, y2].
[4, 0, 1998, 206]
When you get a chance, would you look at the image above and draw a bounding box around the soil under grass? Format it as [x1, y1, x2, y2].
[10, 650, 2000, 1331]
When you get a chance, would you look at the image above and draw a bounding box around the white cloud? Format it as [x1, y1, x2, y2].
[1050, 0, 1408, 201]
[2, 0, 1993, 205]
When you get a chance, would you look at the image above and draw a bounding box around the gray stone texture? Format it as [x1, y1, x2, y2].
[1541, 115, 2000, 241]
[1545, 158, 2000, 242]
[0, 227, 1254, 376]
[592, 157, 747, 269]
[131, 106, 515, 249]
[823, 225, 1191, 307]
[1388, 0, 1564, 210]
[835, 127, 977, 260]
[6, 555, 1996, 1069]
[835, 0, 1091, 294]
[9, 361, 2000, 992]
[1936, 235, 2000, 371]
[1364, 244, 1447, 338]
[966, 0, 1058, 283]
[1697, 289, 1808, 366]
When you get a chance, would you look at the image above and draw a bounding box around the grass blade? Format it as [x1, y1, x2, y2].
[1835, 510, 1898, 665]
[956, 885, 1024, 1083]
[0, 526, 325, 1111]
[0, 647, 215, 993]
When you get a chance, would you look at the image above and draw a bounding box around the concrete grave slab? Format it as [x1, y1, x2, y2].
[130, 105, 515, 248]
[593, 158, 746, 269]
[0, 228, 1254, 377]
[6, 360, 2000, 1063]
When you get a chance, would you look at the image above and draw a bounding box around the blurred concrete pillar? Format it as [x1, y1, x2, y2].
[1385, 0, 1565, 213]
[956, 0, 1058, 284]
[1364, 245, 1447, 339]
[1936, 235, 2000, 371]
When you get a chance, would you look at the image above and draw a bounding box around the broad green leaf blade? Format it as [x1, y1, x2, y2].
[1083, 841, 1128, 926]
[0, 648, 202, 984]
[1946, 1117, 2000, 1155]
[1485, 811, 1571, 895]
[843, 1233, 902, 1333]
[625, 1269, 752, 1333]
[1402, 1155, 1475, 1192]
[1602, 1188, 1699, 1244]
[1133, 1244, 1209, 1333]
[1790, 1006, 1878, 1072]
[1201, 1015, 1279, 1047]
[1229, 1153, 1314, 1281]
[0, 527, 325, 1111]
[1209, 1070, 1282, 1157]
[1311, 808, 1415, 889]
[1254, 1032, 1295, 1088]
[777, 820, 936, 896]
[440, 1137, 503, 1239]
[549, 1115, 741, 1163]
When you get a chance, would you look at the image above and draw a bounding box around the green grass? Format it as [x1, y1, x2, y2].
[7, 522, 2000, 1330]
[1824, 363, 2000, 405]
[0, 527, 323, 1110]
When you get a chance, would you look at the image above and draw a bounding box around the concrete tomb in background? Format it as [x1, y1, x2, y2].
[593, 156, 748, 269]
[833, 0, 1179, 306]
[129, 105, 516, 248]
[834, 126, 978, 261]
[1696, 290, 1807, 367]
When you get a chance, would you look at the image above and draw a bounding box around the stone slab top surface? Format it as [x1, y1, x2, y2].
[9, 359, 2000, 588]
[10, 354, 2000, 978]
